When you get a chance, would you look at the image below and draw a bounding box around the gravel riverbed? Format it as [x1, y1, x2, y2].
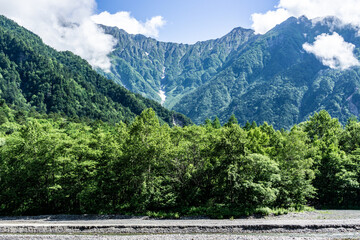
[0, 210, 359, 239]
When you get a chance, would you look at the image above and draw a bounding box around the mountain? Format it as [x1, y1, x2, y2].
[101, 16, 360, 129]
[0, 16, 191, 126]
[100, 26, 255, 109]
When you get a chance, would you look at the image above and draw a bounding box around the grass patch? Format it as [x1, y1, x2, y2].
[140, 205, 315, 219]
[145, 211, 180, 219]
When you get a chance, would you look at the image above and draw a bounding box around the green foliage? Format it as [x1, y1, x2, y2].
[0, 15, 191, 127]
[1, 102, 358, 216]
[304, 111, 360, 207]
[225, 114, 238, 127]
[212, 117, 221, 129]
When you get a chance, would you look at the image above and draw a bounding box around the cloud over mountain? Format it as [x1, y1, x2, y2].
[0, 0, 115, 71]
[0, 0, 166, 71]
[251, 0, 360, 34]
[303, 33, 360, 70]
[92, 11, 165, 38]
[252, 0, 360, 70]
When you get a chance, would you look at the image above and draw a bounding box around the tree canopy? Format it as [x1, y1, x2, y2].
[1, 104, 359, 217]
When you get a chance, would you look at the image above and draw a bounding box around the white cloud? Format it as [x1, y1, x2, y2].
[251, 9, 291, 35]
[303, 33, 360, 70]
[0, 0, 166, 71]
[251, 0, 360, 70]
[0, 0, 116, 71]
[251, 0, 360, 34]
[92, 11, 165, 38]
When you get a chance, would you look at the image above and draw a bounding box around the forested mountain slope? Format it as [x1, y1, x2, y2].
[101, 25, 255, 109]
[102, 16, 360, 129]
[0, 16, 191, 126]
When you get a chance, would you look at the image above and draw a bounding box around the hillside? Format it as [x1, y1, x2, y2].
[101, 25, 255, 109]
[102, 16, 360, 128]
[0, 16, 191, 126]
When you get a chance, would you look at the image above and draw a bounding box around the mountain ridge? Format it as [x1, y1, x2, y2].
[101, 25, 255, 108]
[0, 15, 191, 126]
[100, 16, 360, 128]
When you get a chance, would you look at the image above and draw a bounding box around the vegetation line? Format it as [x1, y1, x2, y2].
[0, 103, 359, 218]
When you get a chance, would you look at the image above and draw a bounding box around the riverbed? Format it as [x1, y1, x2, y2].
[0, 210, 359, 239]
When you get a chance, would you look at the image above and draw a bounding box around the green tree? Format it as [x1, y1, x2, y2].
[276, 126, 315, 207]
[227, 153, 281, 209]
[122, 108, 173, 211]
[225, 114, 238, 127]
[212, 117, 221, 129]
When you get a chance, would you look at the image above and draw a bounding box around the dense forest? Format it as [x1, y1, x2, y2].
[1, 102, 359, 217]
[0, 15, 191, 127]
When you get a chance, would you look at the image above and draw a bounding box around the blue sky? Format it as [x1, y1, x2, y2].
[95, 0, 278, 43]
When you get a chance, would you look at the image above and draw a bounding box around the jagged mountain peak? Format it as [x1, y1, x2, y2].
[216, 27, 255, 44]
[97, 15, 360, 129]
[313, 16, 345, 27]
[226, 27, 255, 36]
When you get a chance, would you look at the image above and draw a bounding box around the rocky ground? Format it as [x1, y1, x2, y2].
[0, 210, 359, 239]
